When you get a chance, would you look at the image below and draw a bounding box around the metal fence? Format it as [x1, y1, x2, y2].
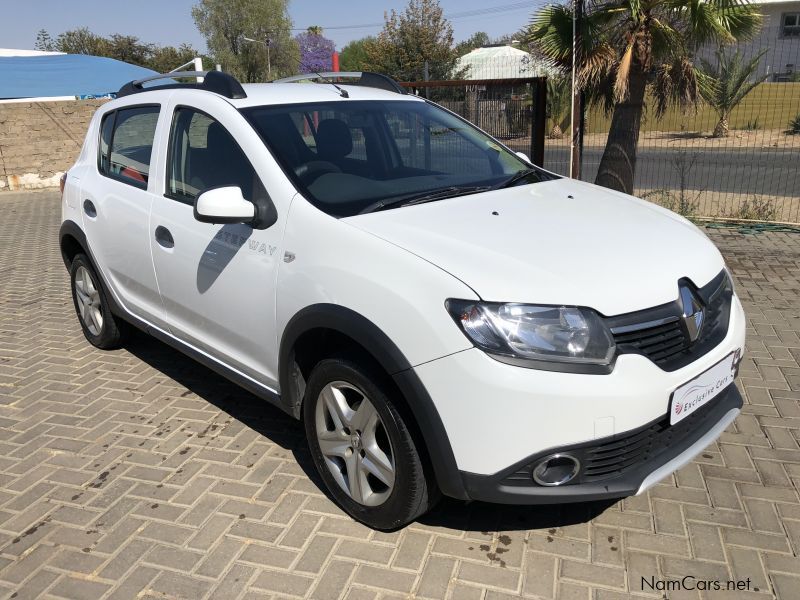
[573, 26, 800, 224]
[431, 29, 800, 223]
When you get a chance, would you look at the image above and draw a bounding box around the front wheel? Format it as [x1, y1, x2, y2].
[304, 358, 435, 529]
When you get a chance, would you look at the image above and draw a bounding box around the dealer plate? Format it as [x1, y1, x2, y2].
[670, 350, 741, 426]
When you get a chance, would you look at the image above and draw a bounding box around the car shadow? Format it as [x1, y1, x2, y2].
[123, 330, 618, 533]
[122, 330, 325, 490]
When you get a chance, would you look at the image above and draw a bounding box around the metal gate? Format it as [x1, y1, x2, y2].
[399, 77, 547, 166]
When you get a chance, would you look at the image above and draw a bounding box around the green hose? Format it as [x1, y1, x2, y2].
[701, 220, 800, 235]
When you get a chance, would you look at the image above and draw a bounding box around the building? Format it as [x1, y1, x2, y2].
[455, 45, 551, 80]
[696, 0, 800, 80]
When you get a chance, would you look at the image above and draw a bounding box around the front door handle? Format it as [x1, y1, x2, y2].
[155, 226, 174, 249]
[83, 199, 97, 218]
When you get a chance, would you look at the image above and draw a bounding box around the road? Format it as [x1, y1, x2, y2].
[513, 145, 798, 198]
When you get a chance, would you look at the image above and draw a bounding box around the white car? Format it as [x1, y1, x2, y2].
[60, 71, 746, 529]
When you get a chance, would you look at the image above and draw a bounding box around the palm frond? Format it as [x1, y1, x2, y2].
[614, 42, 635, 100]
[652, 57, 699, 117]
[698, 47, 768, 114]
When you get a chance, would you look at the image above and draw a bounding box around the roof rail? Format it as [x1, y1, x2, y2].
[117, 71, 247, 99]
[273, 72, 406, 95]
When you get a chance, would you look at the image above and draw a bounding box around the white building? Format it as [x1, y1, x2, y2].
[455, 45, 552, 80]
[696, 0, 800, 80]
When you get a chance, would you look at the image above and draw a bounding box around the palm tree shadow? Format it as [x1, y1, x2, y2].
[123, 330, 619, 533]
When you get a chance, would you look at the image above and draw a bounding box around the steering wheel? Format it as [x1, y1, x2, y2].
[294, 161, 342, 184]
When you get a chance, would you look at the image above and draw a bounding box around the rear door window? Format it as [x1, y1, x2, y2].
[98, 105, 160, 188]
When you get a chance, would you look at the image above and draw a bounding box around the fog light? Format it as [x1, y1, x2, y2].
[532, 454, 580, 486]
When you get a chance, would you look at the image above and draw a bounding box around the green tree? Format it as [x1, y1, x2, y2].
[192, 0, 299, 82]
[455, 31, 490, 57]
[528, 0, 761, 194]
[53, 27, 110, 56]
[699, 48, 768, 137]
[149, 44, 205, 73]
[34, 29, 55, 51]
[106, 34, 154, 66]
[339, 37, 374, 71]
[363, 0, 463, 81]
[34, 27, 203, 73]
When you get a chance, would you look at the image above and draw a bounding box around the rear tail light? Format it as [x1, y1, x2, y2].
[59, 173, 67, 199]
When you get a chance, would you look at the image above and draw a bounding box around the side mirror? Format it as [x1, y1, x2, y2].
[194, 186, 255, 225]
[516, 151, 532, 164]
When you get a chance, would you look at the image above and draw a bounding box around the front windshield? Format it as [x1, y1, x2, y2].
[242, 99, 554, 217]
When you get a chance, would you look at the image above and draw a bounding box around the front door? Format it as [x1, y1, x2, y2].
[149, 100, 284, 388]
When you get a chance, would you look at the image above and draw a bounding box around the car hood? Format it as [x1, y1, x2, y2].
[343, 178, 725, 316]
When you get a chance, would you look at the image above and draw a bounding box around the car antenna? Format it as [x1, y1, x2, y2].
[312, 70, 349, 98]
[294, 54, 348, 97]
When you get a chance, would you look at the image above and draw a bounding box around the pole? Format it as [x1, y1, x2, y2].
[332, 51, 340, 72]
[569, 0, 584, 179]
[531, 78, 546, 167]
[266, 40, 271, 80]
[194, 57, 204, 83]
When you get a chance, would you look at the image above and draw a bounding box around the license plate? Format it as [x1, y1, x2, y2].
[670, 350, 740, 425]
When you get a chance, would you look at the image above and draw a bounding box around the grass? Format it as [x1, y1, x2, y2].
[584, 82, 800, 133]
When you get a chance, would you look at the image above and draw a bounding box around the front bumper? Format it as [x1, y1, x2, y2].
[459, 383, 742, 503]
[412, 293, 746, 500]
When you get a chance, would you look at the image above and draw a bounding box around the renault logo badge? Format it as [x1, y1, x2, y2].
[679, 285, 704, 342]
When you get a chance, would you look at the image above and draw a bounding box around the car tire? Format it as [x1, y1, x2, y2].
[304, 357, 436, 530]
[70, 254, 128, 349]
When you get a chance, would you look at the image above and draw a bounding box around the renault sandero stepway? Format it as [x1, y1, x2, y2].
[60, 71, 745, 529]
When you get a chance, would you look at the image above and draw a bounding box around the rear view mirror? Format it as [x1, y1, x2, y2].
[516, 151, 531, 164]
[194, 186, 255, 225]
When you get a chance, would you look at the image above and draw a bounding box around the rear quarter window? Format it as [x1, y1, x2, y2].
[98, 105, 160, 188]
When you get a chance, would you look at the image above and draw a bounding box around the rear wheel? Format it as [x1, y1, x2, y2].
[70, 254, 128, 349]
[304, 357, 435, 529]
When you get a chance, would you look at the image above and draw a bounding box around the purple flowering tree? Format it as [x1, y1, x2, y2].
[296, 26, 335, 73]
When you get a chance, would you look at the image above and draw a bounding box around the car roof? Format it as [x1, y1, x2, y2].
[103, 82, 424, 111]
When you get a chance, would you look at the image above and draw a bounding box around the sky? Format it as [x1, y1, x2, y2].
[0, 0, 541, 54]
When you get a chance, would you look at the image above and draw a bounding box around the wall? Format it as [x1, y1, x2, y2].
[0, 99, 107, 191]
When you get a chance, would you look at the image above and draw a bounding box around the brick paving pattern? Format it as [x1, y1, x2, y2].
[0, 190, 799, 599]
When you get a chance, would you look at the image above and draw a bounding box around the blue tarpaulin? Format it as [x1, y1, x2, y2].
[0, 54, 156, 99]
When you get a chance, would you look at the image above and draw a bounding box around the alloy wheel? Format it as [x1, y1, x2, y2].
[315, 381, 396, 506]
[74, 265, 104, 336]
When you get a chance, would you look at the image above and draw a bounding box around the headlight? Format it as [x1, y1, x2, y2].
[446, 300, 616, 367]
[723, 266, 736, 295]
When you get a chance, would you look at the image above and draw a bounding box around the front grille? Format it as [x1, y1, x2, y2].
[607, 270, 732, 372]
[501, 383, 741, 487]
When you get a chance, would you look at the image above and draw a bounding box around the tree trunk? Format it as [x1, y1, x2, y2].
[594, 69, 648, 194]
[713, 116, 729, 138]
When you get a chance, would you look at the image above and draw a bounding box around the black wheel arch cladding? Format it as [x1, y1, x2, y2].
[279, 303, 468, 500]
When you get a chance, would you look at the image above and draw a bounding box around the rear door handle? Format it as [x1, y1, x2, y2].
[155, 226, 174, 249]
[83, 199, 97, 218]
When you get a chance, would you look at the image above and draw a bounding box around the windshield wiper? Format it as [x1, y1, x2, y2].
[358, 186, 490, 215]
[491, 168, 540, 190]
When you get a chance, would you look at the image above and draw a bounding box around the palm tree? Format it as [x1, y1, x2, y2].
[528, 0, 761, 194]
[699, 48, 768, 137]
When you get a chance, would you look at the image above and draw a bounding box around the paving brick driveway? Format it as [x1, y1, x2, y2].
[1, 191, 799, 600]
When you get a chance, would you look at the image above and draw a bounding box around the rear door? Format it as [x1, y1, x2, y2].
[148, 94, 288, 388]
[80, 104, 167, 326]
